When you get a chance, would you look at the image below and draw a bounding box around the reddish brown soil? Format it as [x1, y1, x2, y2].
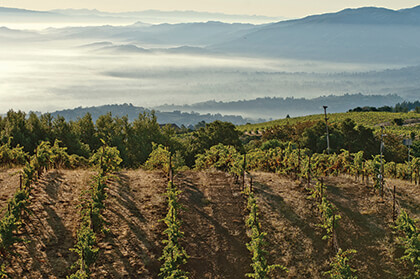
[0, 168, 21, 209]
[0, 168, 418, 278]
[177, 171, 251, 279]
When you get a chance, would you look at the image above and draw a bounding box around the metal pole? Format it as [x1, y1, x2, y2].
[323, 106, 330, 154]
[380, 126, 384, 198]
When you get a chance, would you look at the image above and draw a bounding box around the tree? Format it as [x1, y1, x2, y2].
[0, 110, 30, 150]
[25, 112, 44, 152]
[185, 121, 243, 166]
[53, 116, 88, 157]
[72, 113, 99, 151]
[127, 111, 164, 167]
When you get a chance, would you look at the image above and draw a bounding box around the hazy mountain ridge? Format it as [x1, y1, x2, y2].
[4, 5, 420, 64]
[212, 5, 420, 64]
[156, 94, 404, 119]
[1, 5, 420, 113]
[46, 104, 263, 126]
[42, 21, 258, 46]
[52, 8, 285, 23]
[0, 7, 283, 26]
[279, 6, 420, 25]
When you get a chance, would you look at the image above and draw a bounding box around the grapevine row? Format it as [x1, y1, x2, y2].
[67, 142, 122, 279]
[0, 140, 69, 277]
[392, 210, 420, 277]
[159, 180, 189, 278]
[245, 191, 287, 278]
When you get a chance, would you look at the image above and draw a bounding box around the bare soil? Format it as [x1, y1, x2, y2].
[0, 168, 21, 209]
[0, 168, 418, 278]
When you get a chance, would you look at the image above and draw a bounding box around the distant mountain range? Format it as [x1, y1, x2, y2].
[1, 5, 420, 113]
[0, 7, 284, 25]
[156, 94, 404, 119]
[37, 94, 406, 126]
[211, 6, 420, 63]
[3, 5, 418, 64]
[44, 104, 263, 127]
[2, 5, 420, 63]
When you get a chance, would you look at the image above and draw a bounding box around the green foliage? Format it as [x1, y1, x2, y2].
[260, 139, 283, 151]
[317, 197, 341, 240]
[185, 120, 243, 166]
[159, 182, 189, 279]
[308, 179, 325, 202]
[0, 137, 28, 166]
[325, 249, 357, 279]
[90, 140, 122, 175]
[365, 155, 383, 190]
[0, 214, 21, 254]
[0, 140, 63, 258]
[145, 144, 187, 173]
[67, 269, 89, 279]
[392, 210, 420, 277]
[50, 139, 70, 168]
[195, 144, 243, 177]
[68, 224, 99, 278]
[0, 264, 9, 279]
[239, 111, 420, 135]
[245, 193, 287, 279]
[68, 142, 120, 278]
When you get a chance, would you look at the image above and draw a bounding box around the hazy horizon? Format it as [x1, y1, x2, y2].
[1, 3, 420, 118]
[1, 1, 418, 19]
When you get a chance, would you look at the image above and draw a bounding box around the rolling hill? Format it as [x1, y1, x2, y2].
[44, 103, 263, 127]
[239, 111, 420, 135]
[212, 6, 420, 64]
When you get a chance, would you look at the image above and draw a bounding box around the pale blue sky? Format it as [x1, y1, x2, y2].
[2, 0, 418, 17]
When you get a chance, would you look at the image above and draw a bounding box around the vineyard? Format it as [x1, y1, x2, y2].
[0, 110, 420, 278]
[0, 140, 419, 278]
[239, 111, 420, 134]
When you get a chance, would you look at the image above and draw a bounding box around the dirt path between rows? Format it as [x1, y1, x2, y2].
[177, 170, 251, 279]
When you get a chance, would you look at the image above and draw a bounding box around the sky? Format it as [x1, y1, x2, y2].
[1, 0, 418, 18]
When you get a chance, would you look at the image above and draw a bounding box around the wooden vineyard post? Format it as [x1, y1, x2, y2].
[392, 184, 396, 223]
[19, 174, 22, 190]
[320, 178, 324, 202]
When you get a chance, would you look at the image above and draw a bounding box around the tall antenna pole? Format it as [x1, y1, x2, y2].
[323, 106, 330, 154]
[380, 126, 385, 198]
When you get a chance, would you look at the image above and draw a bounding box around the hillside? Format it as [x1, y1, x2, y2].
[1, 168, 418, 278]
[212, 6, 420, 64]
[239, 111, 420, 133]
[156, 94, 403, 119]
[45, 104, 262, 126]
[0, 7, 282, 26]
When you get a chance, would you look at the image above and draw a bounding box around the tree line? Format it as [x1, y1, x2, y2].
[1, 109, 419, 171]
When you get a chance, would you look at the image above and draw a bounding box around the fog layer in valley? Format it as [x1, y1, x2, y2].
[0, 39, 409, 114]
[1, 6, 420, 119]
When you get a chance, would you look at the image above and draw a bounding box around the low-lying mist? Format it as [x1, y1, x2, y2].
[0, 36, 418, 118]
